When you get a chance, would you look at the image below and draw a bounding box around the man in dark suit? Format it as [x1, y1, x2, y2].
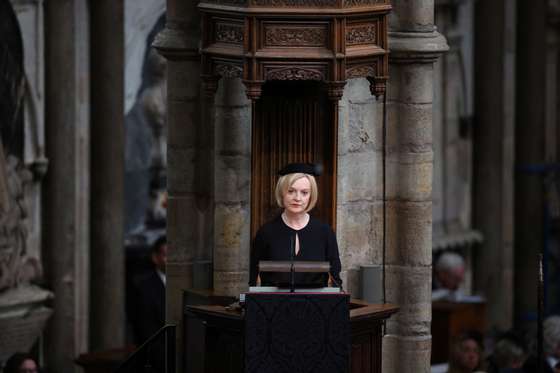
[524, 316, 560, 373]
[129, 235, 167, 372]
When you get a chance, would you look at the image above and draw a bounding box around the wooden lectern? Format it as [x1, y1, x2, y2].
[184, 289, 398, 373]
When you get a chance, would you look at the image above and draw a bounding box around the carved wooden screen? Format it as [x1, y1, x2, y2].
[251, 81, 336, 237]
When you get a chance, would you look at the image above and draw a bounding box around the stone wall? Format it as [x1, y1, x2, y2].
[337, 78, 384, 295]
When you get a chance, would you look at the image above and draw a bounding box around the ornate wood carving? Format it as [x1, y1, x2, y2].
[215, 63, 243, 78]
[203, 0, 389, 6]
[347, 63, 377, 78]
[205, 0, 248, 5]
[266, 67, 325, 81]
[344, 0, 386, 6]
[199, 1, 390, 97]
[215, 23, 244, 44]
[252, 0, 338, 6]
[264, 25, 327, 47]
[346, 24, 377, 45]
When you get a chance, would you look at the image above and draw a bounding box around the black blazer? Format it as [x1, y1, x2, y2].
[130, 269, 165, 344]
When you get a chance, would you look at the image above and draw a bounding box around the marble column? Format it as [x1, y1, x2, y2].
[43, 0, 90, 371]
[153, 1, 202, 370]
[473, 0, 516, 330]
[383, 1, 448, 372]
[89, 0, 125, 350]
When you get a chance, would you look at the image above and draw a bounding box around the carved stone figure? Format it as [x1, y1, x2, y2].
[0, 142, 38, 291]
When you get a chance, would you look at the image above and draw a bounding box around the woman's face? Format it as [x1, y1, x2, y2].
[282, 177, 311, 215]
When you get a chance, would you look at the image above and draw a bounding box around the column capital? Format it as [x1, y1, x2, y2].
[389, 31, 449, 64]
[153, 21, 199, 61]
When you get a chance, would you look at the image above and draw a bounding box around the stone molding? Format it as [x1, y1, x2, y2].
[153, 22, 199, 61]
[389, 31, 449, 64]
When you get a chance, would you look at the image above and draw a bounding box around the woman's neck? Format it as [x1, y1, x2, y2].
[281, 211, 309, 230]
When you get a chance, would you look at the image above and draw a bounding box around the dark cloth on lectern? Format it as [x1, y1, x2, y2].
[245, 293, 350, 373]
[249, 215, 342, 287]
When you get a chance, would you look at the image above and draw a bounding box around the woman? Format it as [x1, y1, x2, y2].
[249, 163, 342, 288]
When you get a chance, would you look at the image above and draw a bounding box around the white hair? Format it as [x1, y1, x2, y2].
[435, 252, 465, 272]
[544, 315, 560, 356]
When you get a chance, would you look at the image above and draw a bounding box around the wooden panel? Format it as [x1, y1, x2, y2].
[251, 81, 336, 237]
[431, 301, 486, 364]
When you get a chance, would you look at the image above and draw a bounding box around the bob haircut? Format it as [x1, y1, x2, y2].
[275, 173, 318, 213]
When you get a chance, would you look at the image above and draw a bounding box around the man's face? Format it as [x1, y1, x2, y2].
[437, 266, 465, 290]
[152, 243, 168, 273]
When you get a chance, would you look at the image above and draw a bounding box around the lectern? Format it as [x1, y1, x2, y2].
[184, 289, 398, 373]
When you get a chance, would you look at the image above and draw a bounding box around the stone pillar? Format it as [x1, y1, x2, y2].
[515, 0, 547, 323]
[43, 0, 90, 371]
[383, 1, 448, 372]
[473, 0, 516, 330]
[89, 0, 125, 350]
[213, 78, 252, 296]
[153, 1, 201, 370]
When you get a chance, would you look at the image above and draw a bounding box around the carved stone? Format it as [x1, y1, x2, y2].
[265, 26, 327, 47]
[0, 154, 37, 291]
[266, 67, 324, 80]
[346, 24, 377, 45]
[215, 23, 244, 44]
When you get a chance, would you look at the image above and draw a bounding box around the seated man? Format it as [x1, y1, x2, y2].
[432, 251, 466, 301]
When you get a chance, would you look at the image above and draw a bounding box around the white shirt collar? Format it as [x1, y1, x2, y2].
[156, 269, 166, 286]
[547, 355, 559, 370]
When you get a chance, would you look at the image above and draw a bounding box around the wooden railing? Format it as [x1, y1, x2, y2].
[114, 324, 176, 373]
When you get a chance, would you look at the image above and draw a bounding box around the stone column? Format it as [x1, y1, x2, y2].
[383, 2, 448, 372]
[153, 1, 201, 370]
[213, 78, 252, 296]
[515, 0, 547, 323]
[89, 0, 125, 350]
[473, 0, 516, 330]
[43, 0, 90, 371]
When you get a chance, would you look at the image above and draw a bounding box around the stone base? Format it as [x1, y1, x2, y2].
[0, 285, 53, 363]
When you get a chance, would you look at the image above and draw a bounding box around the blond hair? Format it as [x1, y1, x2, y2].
[275, 173, 318, 213]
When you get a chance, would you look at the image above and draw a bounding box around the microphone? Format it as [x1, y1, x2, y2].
[290, 234, 295, 293]
[329, 272, 345, 293]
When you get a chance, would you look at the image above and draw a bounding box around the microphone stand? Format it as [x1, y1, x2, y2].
[290, 234, 295, 293]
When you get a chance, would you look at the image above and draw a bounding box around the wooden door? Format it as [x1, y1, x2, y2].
[251, 81, 337, 237]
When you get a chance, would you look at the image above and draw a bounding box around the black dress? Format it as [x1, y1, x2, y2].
[249, 214, 342, 287]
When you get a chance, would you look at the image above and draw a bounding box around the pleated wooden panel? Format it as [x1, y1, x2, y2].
[251, 81, 336, 238]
